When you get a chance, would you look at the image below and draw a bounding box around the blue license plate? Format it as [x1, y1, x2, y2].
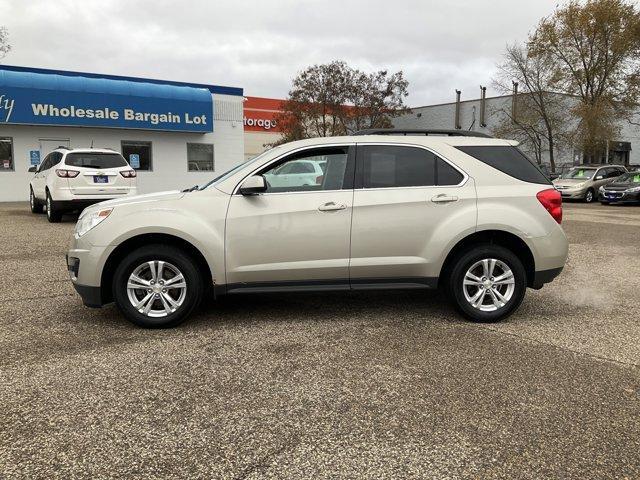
[93, 176, 108, 183]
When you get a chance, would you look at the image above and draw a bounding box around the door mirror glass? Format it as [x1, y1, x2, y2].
[28, 165, 37, 173]
[239, 175, 267, 195]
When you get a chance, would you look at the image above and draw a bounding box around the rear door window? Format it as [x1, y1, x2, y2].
[65, 153, 128, 169]
[456, 145, 551, 185]
[357, 145, 464, 188]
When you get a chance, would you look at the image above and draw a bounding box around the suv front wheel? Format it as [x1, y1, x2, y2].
[113, 245, 204, 328]
[447, 245, 526, 322]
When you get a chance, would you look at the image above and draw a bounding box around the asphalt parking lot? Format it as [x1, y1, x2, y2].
[1, 202, 639, 479]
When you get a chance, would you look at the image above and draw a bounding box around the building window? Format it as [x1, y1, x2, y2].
[0, 137, 13, 171]
[187, 143, 214, 171]
[121, 141, 152, 171]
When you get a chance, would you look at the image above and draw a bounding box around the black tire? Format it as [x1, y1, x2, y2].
[112, 244, 204, 328]
[447, 244, 527, 323]
[30, 188, 43, 214]
[584, 188, 595, 203]
[45, 190, 62, 223]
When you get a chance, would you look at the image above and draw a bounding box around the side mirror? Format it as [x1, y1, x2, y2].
[28, 165, 37, 173]
[595, 175, 604, 180]
[239, 175, 267, 195]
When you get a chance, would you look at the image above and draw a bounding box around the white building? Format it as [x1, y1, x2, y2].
[0, 65, 245, 202]
[393, 91, 639, 168]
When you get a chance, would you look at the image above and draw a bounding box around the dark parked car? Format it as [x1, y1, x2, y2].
[599, 171, 640, 204]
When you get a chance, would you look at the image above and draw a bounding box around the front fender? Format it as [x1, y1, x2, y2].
[82, 189, 228, 284]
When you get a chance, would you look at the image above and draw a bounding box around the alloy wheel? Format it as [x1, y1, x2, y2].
[585, 190, 594, 202]
[126, 260, 187, 318]
[462, 258, 515, 312]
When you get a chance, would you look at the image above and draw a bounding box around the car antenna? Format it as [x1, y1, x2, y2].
[90, 140, 94, 149]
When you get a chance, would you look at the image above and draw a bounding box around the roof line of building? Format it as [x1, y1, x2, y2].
[0, 64, 244, 97]
[408, 91, 578, 110]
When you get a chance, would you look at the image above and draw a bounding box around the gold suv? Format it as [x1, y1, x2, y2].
[66, 130, 568, 328]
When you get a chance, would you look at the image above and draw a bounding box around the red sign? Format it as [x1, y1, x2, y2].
[244, 96, 283, 132]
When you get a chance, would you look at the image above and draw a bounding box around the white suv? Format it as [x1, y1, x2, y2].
[29, 147, 138, 222]
[66, 130, 568, 328]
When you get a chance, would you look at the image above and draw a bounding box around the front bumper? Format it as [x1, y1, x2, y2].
[556, 188, 587, 199]
[72, 283, 104, 308]
[599, 190, 640, 203]
[66, 254, 104, 307]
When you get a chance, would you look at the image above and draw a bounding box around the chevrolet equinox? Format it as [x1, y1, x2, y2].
[66, 129, 568, 328]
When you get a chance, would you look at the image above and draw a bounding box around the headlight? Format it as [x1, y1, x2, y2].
[74, 208, 113, 238]
[625, 186, 640, 193]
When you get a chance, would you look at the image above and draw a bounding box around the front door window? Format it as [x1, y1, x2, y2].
[261, 147, 349, 192]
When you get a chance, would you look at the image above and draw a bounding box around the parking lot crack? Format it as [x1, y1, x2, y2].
[472, 323, 640, 369]
[233, 437, 300, 480]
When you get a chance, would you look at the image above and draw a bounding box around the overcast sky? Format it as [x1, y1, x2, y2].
[1, 0, 561, 106]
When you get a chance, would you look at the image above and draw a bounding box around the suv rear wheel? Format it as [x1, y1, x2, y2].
[447, 245, 526, 322]
[45, 191, 62, 223]
[112, 245, 204, 328]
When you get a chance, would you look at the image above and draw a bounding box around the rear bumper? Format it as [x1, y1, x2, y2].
[51, 186, 138, 209]
[53, 198, 112, 212]
[531, 266, 564, 289]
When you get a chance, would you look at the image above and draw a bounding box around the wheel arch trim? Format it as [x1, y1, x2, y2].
[99, 232, 215, 305]
[438, 228, 536, 288]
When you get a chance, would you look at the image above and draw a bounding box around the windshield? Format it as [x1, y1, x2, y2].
[561, 168, 596, 180]
[65, 153, 128, 169]
[614, 172, 640, 183]
[199, 147, 282, 190]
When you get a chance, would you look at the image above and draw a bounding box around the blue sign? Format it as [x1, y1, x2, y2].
[129, 154, 140, 169]
[0, 70, 213, 132]
[30, 150, 40, 165]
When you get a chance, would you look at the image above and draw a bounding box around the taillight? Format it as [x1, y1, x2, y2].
[315, 175, 324, 185]
[56, 169, 79, 178]
[120, 170, 137, 178]
[537, 188, 562, 224]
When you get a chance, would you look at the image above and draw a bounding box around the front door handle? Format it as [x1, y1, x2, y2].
[318, 201, 347, 212]
[431, 194, 459, 203]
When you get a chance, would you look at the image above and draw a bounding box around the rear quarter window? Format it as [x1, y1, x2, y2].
[65, 153, 128, 169]
[455, 146, 551, 185]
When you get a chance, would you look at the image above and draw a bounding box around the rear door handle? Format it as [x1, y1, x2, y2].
[431, 194, 459, 203]
[318, 201, 347, 212]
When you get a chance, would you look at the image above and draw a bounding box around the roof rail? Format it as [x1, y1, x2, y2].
[57, 145, 71, 150]
[353, 128, 493, 138]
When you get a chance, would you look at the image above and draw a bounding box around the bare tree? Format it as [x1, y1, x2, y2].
[0, 26, 11, 60]
[493, 44, 571, 172]
[273, 61, 408, 144]
[530, 0, 640, 160]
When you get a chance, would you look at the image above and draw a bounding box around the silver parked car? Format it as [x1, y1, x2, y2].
[553, 165, 627, 203]
[66, 129, 568, 328]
